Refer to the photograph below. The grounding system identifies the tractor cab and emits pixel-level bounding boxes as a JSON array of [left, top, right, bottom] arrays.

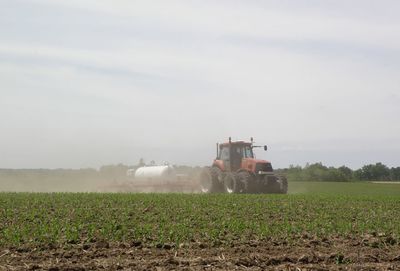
[[217, 141, 253, 171], [213, 138, 272, 173]]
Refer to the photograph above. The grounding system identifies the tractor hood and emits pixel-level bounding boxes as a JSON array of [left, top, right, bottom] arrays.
[[242, 158, 273, 173]]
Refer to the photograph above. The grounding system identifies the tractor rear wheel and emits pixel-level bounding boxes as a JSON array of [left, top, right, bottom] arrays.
[[278, 175, 288, 194], [199, 167, 224, 193], [263, 174, 288, 194], [236, 171, 254, 193]]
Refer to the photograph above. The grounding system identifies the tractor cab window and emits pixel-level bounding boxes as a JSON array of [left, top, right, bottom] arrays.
[[219, 145, 253, 160], [220, 147, 230, 160], [243, 146, 254, 158], [231, 146, 243, 165], [232, 146, 242, 158]]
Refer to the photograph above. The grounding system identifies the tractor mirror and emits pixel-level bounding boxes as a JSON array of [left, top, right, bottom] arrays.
[[264, 145, 268, 151]]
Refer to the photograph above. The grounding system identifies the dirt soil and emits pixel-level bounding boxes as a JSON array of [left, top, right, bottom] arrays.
[[1, 236, 399, 271]]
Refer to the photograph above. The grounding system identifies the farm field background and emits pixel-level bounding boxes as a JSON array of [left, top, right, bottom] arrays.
[[1, 181, 400, 270]]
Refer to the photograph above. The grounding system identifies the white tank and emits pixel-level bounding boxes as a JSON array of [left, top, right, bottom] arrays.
[[134, 165, 176, 182]]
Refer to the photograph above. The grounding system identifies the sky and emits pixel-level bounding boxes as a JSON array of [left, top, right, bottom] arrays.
[[1, 0, 400, 169]]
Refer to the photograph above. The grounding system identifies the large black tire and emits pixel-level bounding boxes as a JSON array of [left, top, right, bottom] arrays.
[[223, 173, 239, 193], [236, 171, 255, 193], [199, 167, 224, 193], [278, 175, 288, 194], [263, 174, 288, 194]]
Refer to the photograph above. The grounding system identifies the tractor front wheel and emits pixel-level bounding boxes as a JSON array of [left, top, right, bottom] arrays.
[[199, 167, 224, 193], [223, 173, 238, 193]]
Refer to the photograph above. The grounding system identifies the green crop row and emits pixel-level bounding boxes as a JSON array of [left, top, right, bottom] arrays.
[[1, 187, 400, 248]]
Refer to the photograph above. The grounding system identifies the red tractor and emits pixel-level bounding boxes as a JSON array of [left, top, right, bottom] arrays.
[[200, 138, 288, 194]]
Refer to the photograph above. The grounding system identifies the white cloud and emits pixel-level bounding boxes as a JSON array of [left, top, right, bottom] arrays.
[[0, 0, 399, 168], [26, 0, 400, 50]]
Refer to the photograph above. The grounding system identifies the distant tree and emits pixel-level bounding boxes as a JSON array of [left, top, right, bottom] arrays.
[[353, 169, 363, 180], [390, 167, 400, 181], [337, 166, 353, 181], [285, 163, 352, 182], [358, 163, 390, 181]]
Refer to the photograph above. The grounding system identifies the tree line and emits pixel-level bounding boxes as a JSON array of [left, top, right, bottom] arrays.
[[1, 162, 399, 184], [279, 162, 400, 182]]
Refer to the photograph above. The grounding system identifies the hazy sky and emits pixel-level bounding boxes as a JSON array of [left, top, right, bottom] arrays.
[[1, 0, 400, 169]]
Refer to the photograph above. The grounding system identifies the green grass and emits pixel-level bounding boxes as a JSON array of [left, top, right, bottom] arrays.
[[289, 181, 400, 196], [1, 181, 400, 248]]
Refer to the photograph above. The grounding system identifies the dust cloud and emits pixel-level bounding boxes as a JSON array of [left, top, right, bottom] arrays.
[[0, 169, 201, 193]]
